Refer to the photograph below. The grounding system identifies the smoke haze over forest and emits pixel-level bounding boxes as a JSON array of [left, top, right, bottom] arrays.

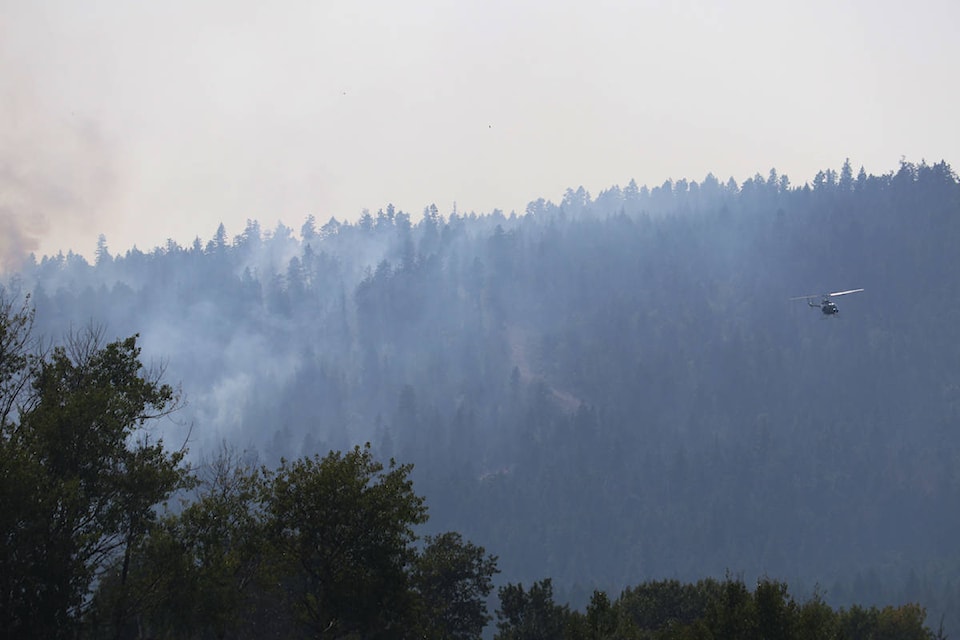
[[3, 0, 960, 261], [4, 158, 960, 632], [5, 3, 960, 635]]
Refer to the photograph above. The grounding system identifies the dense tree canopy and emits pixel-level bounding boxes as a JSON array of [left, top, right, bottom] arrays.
[[0, 296, 189, 638], [493, 576, 939, 640], [265, 446, 428, 637], [85, 443, 500, 639], [6, 159, 960, 634]]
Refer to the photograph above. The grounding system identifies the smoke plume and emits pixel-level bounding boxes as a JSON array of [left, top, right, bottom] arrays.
[[0, 55, 116, 269]]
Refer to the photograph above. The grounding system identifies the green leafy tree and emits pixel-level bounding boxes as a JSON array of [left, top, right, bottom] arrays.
[[92, 444, 502, 639], [615, 579, 719, 632], [92, 445, 273, 639], [0, 293, 36, 425], [264, 444, 428, 638], [495, 579, 570, 640], [0, 294, 48, 636], [411, 531, 499, 639], [702, 577, 756, 639], [838, 603, 934, 640], [0, 314, 188, 638], [570, 590, 619, 640], [795, 588, 839, 639], [754, 578, 798, 640], [172, 448, 273, 637]]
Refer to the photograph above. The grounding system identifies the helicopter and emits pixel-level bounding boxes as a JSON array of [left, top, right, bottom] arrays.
[[790, 288, 864, 316]]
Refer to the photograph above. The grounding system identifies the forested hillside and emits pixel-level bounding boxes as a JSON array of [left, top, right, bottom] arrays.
[[7, 159, 960, 630]]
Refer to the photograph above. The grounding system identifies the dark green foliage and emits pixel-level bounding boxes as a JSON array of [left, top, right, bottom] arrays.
[[495, 579, 570, 640], [0, 293, 35, 425], [10, 159, 960, 634], [90, 447, 273, 639], [583, 590, 616, 639], [838, 603, 934, 640], [2, 300, 504, 639], [615, 579, 720, 631], [88, 443, 499, 640], [704, 577, 757, 638], [0, 294, 944, 639], [0, 298, 189, 639], [411, 531, 500, 639], [498, 576, 937, 640], [264, 445, 428, 638]]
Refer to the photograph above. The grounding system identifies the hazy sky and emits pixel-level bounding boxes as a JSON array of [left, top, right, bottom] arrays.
[[2, 0, 958, 262]]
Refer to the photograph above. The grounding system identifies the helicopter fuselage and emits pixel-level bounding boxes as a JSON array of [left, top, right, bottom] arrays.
[[808, 298, 839, 314], [793, 288, 862, 316]]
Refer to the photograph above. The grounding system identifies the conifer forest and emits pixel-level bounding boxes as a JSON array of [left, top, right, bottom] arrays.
[[2, 159, 959, 638]]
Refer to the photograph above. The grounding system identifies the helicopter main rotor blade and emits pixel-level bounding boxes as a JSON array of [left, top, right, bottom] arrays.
[[829, 288, 864, 297], [789, 294, 818, 300]]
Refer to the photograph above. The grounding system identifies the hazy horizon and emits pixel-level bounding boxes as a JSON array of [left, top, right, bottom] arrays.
[[3, 0, 958, 262]]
